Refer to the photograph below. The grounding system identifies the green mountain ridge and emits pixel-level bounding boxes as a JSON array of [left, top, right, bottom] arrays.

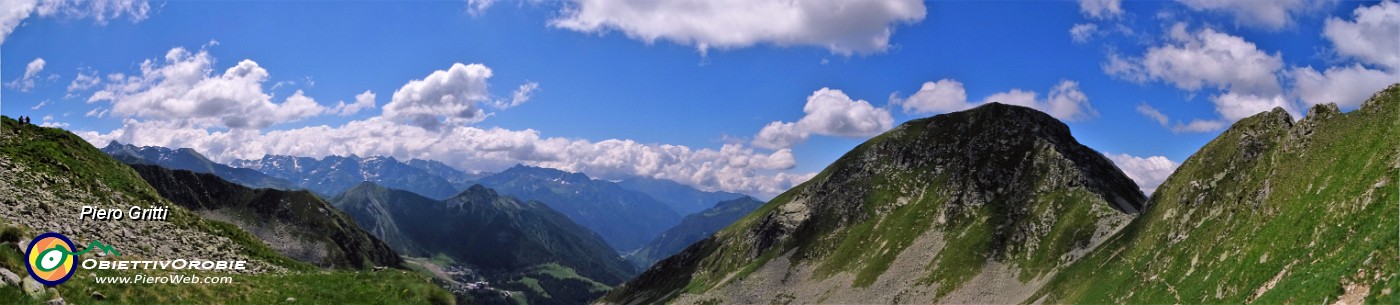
[[128, 163, 403, 270], [601, 85, 1400, 305], [330, 181, 636, 305], [1026, 84, 1400, 304], [603, 102, 1146, 304]]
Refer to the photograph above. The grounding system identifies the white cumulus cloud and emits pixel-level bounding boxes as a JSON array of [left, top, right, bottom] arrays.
[[66, 67, 101, 96], [491, 81, 539, 109], [1324, 1, 1400, 70], [1290, 64, 1397, 109], [5, 57, 46, 92], [549, 0, 927, 55], [382, 63, 495, 130], [1175, 0, 1327, 30], [0, 0, 151, 45], [87, 47, 329, 129], [331, 90, 377, 116], [891, 79, 971, 114], [984, 80, 1098, 122], [1070, 23, 1099, 43], [1107, 24, 1301, 124], [753, 87, 894, 149], [1130, 24, 1284, 96], [1079, 0, 1122, 19], [1211, 91, 1295, 121], [891, 79, 1098, 122], [1290, 1, 1400, 109], [1107, 153, 1180, 195]]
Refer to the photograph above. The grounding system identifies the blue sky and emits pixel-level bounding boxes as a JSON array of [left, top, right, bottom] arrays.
[[3, 0, 1397, 198]]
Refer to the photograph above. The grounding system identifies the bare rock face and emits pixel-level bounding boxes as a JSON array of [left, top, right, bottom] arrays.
[[602, 103, 1145, 305]]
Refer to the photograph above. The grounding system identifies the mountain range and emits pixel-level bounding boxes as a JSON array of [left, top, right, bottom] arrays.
[[405, 158, 493, 190], [231, 154, 463, 200], [476, 165, 683, 253], [102, 142, 297, 190]]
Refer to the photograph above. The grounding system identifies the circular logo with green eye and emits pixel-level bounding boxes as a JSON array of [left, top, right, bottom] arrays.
[[25, 232, 76, 286]]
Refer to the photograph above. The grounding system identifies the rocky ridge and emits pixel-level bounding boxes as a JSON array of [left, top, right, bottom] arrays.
[[1026, 83, 1400, 304]]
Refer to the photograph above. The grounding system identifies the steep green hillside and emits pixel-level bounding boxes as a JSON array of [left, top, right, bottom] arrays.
[[602, 103, 1145, 304], [332, 182, 636, 305], [626, 197, 764, 269], [129, 164, 403, 269], [0, 116, 451, 304], [1027, 85, 1400, 304]]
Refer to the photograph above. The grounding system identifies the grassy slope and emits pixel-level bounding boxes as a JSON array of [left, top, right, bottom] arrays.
[[1028, 85, 1400, 304], [0, 117, 453, 304], [605, 103, 1139, 304], [499, 263, 613, 305]]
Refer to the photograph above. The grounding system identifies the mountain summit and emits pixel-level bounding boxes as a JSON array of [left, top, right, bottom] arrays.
[[603, 102, 1145, 304]]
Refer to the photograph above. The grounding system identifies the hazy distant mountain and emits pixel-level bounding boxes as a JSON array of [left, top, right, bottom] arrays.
[[476, 165, 682, 253], [101, 141, 297, 190], [129, 164, 402, 269], [232, 154, 460, 199], [626, 196, 764, 269], [404, 158, 492, 190], [617, 176, 747, 215]]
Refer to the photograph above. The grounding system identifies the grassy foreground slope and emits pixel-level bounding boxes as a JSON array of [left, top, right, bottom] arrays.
[[0, 116, 452, 304], [1028, 84, 1400, 304]]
